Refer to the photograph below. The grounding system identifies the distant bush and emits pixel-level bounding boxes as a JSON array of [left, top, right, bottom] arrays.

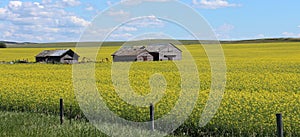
[[0, 43, 6, 48]]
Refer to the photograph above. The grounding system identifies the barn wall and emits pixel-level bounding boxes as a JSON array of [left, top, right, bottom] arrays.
[[73, 55, 79, 61], [36, 57, 46, 62], [47, 57, 61, 63], [36, 57, 59, 63], [60, 54, 78, 64], [67, 51, 79, 60], [60, 55, 70, 63], [159, 46, 182, 60], [113, 56, 137, 62], [137, 52, 153, 61]]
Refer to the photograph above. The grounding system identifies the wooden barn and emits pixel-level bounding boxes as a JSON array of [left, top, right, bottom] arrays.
[[147, 43, 182, 61], [35, 49, 80, 64], [111, 46, 153, 62], [111, 43, 182, 62]]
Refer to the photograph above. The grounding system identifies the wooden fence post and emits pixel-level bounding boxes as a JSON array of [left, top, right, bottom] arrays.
[[276, 113, 283, 137], [69, 105, 72, 124], [60, 98, 64, 125], [150, 103, 154, 131]]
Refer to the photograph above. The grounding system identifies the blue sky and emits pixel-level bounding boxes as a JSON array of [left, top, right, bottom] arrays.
[[0, 0, 299, 42]]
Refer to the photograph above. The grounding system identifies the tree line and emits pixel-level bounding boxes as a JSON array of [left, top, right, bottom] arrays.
[[0, 43, 6, 48]]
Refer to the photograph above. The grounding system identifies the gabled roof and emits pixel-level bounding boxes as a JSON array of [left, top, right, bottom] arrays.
[[146, 43, 182, 52], [112, 43, 182, 57], [112, 46, 148, 56], [36, 49, 78, 57]]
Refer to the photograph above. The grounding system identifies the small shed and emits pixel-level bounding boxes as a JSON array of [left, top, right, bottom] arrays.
[[111, 43, 182, 62], [147, 43, 182, 61], [112, 46, 153, 62], [35, 49, 80, 64]]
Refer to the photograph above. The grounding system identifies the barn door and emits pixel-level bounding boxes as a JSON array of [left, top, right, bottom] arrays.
[[142, 56, 147, 61]]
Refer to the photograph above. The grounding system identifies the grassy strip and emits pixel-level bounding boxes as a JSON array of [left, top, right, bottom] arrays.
[[0, 111, 189, 137], [0, 111, 106, 137]]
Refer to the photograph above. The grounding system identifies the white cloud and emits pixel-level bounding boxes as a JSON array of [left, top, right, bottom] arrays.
[[128, 15, 165, 28], [121, 0, 170, 5], [257, 34, 265, 38], [69, 16, 90, 27], [0, 8, 7, 15], [298, 25, 300, 28], [107, 1, 114, 6], [83, 16, 165, 41], [24, 25, 60, 33], [62, 0, 81, 7], [130, 32, 170, 41], [214, 23, 235, 39], [192, 0, 240, 9], [116, 26, 138, 32], [282, 32, 300, 37], [33, 2, 45, 8], [110, 33, 133, 38], [0, 0, 90, 42], [217, 23, 234, 32], [41, 0, 52, 4], [85, 5, 94, 11], [3, 31, 13, 38], [8, 1, 22, 9], [107, 9, 131, 21], [107, 9, 130, 17], [103, 15, 165, 40], [108, 0, 171, 6]]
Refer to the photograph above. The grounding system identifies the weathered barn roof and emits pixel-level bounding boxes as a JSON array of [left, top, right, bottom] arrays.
[[36, 49, 78, 57], [146, 43, 182, 52], [112, 43, 182, 57], [112, 46, 148, 56]]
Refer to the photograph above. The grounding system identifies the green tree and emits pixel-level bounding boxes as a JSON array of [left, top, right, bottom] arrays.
[[0, 43, 6, 48]]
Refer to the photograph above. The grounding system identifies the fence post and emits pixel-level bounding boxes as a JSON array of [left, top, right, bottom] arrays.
[[60, 98, 64, 125], [276, 113, 283, 137], [69, 105, 72, 124], [150, 103, 154, 131]]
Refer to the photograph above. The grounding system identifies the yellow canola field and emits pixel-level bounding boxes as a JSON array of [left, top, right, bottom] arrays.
[[0, 43, 300, 135]]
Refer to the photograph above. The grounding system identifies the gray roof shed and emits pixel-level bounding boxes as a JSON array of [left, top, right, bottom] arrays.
[[146, 43, 182, 52], [36, 49, 72, 57], [112, 46, 147, 56], [35, 49, 80, 63]]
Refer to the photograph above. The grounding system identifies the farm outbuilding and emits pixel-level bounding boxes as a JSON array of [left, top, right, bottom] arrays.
[[147, 43, 182, 61], [111, 43, 182, 62], [35, 49, 80, 64], [111, 46, 153, 62]]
